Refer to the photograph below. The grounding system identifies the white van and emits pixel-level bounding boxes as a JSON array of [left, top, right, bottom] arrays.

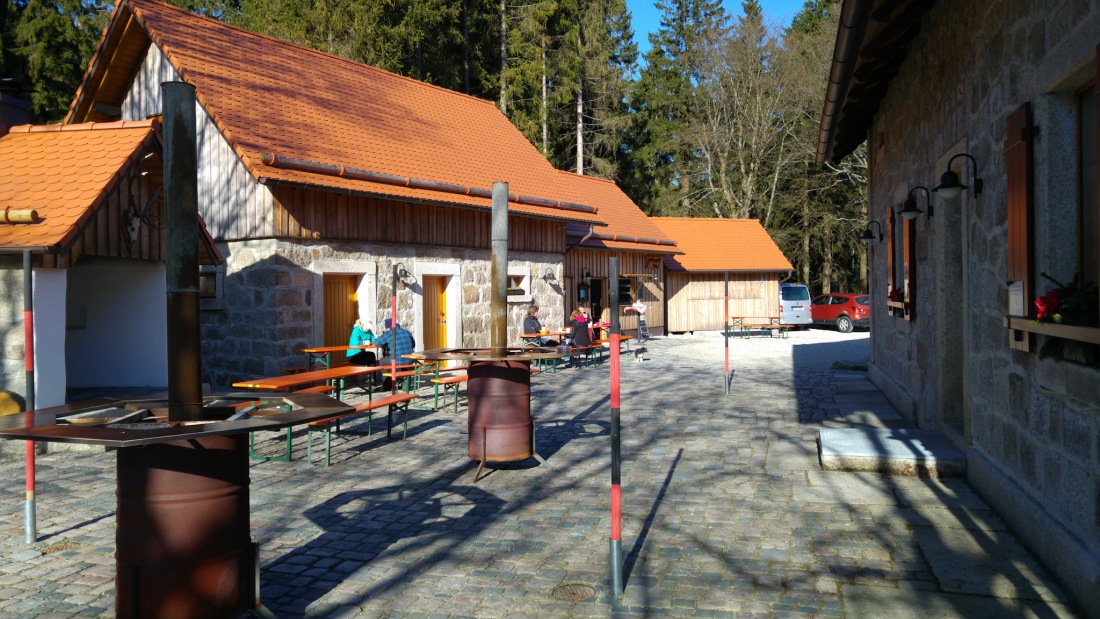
[[779, 283, 812, 326]]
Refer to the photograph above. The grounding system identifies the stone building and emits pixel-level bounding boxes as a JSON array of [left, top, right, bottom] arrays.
[[818, 1, 1100, 615], [41, 0, 609, 391]]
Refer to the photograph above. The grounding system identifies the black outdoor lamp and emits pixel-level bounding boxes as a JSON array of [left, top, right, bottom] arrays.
[[933, 153, 984, 199], [900, 186, 932, 220], [861, 220, 883, 244]]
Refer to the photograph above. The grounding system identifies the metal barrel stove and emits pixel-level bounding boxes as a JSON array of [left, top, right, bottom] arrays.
[[116, 434, 251, 618], [467, 360, 533, 462]]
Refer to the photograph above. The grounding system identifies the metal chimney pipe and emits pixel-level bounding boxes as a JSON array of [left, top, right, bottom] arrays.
[[162, 81, 203, 422], [490, 181, 509, 356]]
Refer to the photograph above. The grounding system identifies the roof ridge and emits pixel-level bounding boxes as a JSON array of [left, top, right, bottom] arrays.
[[127, 0, 500, 110], [652, 216, 762, 223], [557, 169, 619, 185], [7, 119, 157, 134]]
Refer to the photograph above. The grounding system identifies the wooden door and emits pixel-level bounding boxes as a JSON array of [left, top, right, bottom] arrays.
[[324, 274, 358, 364], [422, 276, 447, 350]]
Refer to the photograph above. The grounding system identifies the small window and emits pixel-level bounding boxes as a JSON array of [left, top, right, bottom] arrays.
[[617, 278, 634, 303], [507, 267, 532, 304], [199, 264, 226, 311]]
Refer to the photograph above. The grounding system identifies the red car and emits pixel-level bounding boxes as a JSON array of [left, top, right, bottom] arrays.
[[810, 293, 870, 333]]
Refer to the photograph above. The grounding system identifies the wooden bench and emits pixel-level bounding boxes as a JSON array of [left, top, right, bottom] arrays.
[[293, 384, 339, 394], [306, 392, 419, 466], [431, 374, 468, 413], [730, 317, 789, 339]]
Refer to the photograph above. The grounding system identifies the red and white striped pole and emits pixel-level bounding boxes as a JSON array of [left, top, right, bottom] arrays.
[[23, 249, 36, 543], [724, 271, 730, 395], [608, 256, 623, 595]]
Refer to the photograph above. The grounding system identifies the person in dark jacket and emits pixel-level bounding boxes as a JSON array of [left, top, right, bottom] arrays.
[[522, 305, 558, 346], [568, 306, 593, 347]]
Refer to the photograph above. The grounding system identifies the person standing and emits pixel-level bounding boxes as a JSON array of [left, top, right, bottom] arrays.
[[347, 319, 377, 366]]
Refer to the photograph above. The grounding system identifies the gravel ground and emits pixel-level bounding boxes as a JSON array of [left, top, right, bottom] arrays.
[[655, 326, 871, 374]]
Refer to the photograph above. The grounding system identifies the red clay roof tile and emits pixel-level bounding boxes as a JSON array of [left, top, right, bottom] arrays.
[[0, 121, 159, 252], [557, 172, 677, 253], [651, 218, 793, 272], [83, 0, 605, 225]]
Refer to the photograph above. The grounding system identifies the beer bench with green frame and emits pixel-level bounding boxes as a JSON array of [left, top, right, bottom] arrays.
[[306, 392, 419, 466]]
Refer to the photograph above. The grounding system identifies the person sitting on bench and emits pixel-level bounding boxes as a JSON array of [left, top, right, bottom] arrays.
[[347, 319, 377, 366], [374, 318, 416, 390]]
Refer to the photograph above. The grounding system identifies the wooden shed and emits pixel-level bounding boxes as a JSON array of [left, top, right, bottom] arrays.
[[652, 218, 793, 333]]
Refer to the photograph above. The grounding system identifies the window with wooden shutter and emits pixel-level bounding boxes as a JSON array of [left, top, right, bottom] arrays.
[[1002, 80, 1100, 356], [886, 203, 915, 320], [1005, 103, 1035, 352]]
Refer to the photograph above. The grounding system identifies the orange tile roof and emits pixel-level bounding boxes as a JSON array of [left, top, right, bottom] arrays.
[[651, 218, 793, 272], [70, 0, 604, 225], [559, 172, 677, 253], [0, 121, 159, 252]]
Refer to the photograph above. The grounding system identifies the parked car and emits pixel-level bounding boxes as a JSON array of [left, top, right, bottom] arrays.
[[810, 293, 870, 333], [778, 283, 812, 326]]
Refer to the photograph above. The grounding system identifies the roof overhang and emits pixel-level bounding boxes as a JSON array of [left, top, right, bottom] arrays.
[[816, 0, 937, 164]]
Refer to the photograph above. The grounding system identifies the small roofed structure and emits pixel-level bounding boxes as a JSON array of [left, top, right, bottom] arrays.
[[0, 119, 221, 408], [652, 218, 793, 333]]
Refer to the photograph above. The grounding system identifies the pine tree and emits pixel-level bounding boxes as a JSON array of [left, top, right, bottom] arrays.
[[8, 0, 108, 123], [624, 0, 727, 215]]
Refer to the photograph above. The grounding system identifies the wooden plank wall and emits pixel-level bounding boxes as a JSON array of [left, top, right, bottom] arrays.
[[564, 248, 665, 335], [121, 44, 278, 241], [41, 155, 165, 269], [665, 272, 780, 332], [272, 186, 565, 253]]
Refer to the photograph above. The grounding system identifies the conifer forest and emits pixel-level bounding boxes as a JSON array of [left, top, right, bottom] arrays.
[[1, 0, 868, 293]]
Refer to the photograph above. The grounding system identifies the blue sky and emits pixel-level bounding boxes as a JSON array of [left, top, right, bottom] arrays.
[[625, 0, 808, 58]]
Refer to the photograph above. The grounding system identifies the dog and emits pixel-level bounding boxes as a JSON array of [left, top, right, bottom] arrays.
[[633, 347, 648, 362]]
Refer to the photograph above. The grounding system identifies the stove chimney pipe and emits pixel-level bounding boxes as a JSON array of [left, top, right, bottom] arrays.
[[162, 82, 203, 422], [490, 181, 509, 356]]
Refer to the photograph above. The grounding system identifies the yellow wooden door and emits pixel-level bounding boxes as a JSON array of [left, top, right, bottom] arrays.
[[422, 276, 447, 350], [324, 274, 358, 364]]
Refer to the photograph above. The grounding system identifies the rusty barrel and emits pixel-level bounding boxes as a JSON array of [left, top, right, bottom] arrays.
[[467, 360, 533, 462], [116, 434, 251, 618]]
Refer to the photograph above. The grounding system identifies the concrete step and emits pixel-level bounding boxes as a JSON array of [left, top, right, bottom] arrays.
[[819, 428, 966, 478]]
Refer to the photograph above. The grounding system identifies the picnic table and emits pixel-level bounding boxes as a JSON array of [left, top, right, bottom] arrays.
[[302, 344, 378, 370], [232, 364, 386, 400], [729, 317, 790, 339]]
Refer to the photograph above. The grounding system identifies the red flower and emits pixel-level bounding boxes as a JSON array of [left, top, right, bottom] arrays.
[[1035, 289, 1062, 321]]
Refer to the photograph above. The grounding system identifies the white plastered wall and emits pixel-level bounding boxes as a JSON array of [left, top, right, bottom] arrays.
[[32, 268, 66, 408], [65, 259, 168, 388]]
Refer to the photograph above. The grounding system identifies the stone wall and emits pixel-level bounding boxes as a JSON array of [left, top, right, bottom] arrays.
[[865, 1, 1100, 614], [0, 255, 26, 406], [200, 239, 564, 387]]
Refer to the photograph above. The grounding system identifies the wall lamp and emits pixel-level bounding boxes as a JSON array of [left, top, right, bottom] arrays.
[[392, 263, 416, 289], [933, 153, 983, 198], [861, 220, 883, 244], [541, 268, 557, 282], [899, 186, 932, 220]]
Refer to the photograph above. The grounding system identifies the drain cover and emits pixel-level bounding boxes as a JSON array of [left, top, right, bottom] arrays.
[[552, 583, 595, 601]]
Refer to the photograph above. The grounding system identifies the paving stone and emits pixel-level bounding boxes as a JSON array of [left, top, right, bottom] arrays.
[[0, 332, 1083, 618]]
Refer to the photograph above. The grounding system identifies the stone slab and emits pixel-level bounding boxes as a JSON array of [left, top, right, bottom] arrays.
[[841, 584, 1078, 619], [819, 428, 967, 477], [915, 526, 1069, 603]]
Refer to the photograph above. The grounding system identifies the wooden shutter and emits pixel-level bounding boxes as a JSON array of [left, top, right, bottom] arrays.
[[1005, 103, 1034, 351]]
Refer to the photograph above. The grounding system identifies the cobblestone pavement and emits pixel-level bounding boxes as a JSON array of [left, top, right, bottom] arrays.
[[0, 330, 1083, 618]]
